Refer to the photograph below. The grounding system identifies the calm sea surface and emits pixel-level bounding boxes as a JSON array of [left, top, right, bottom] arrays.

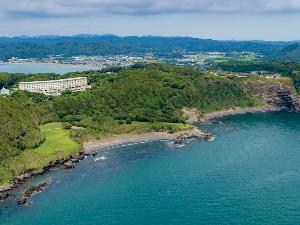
[[1, 112, 300, 225], [0, 63, 95, 74]]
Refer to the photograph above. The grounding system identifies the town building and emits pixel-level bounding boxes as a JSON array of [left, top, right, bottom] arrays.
[[19, 77, 89, 96], [0, 87, 10, 96]]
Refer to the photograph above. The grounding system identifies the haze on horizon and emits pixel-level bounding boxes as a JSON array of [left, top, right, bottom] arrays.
[[0, 0, 300, 41]]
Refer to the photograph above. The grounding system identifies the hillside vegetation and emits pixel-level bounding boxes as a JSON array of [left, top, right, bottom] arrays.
[[274, 43, 300, 62], [0, 97, 43, 161]]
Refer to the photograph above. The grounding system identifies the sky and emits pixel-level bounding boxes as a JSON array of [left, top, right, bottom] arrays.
[[0, 0, 300, 41]]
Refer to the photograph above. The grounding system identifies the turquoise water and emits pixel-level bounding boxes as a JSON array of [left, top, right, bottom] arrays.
[[0, 63, 94, 74], [1, 112, 300, 225]]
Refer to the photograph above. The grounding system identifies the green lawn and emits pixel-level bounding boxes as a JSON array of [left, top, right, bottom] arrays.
[[0, 122, 81, 186]]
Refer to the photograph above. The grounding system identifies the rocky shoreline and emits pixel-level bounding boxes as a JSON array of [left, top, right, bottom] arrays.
[[0, 152, 87, 203], [199, 106, 283, 122], [182, 106, 284, 124], [0, 127, 213, 204], [17, 182, 49, 205]]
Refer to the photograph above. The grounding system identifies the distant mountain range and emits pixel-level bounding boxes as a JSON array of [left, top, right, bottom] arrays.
[[0, 35, 298, 61]]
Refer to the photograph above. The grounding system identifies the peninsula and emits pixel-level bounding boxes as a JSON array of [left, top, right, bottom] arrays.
[[0, 63, 300, 194]]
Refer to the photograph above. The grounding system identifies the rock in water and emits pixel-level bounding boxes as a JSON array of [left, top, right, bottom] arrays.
[[0, 193, 10, 201], [172, 128, 214, 146], [24, 182, 48, 198], [64, 162, 75, 169], [17, 198, 27, 205]]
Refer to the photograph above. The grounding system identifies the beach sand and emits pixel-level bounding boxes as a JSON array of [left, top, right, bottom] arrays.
[[83, 127, 212, 153], [83, 132, 179, 153]]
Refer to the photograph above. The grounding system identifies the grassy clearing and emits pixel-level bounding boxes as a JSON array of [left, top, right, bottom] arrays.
[[0, 122, 81, 186], [71, 121, 195, 142]]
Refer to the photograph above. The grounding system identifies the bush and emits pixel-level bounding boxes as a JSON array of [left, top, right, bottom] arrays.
[[63, 122, 72, 129]]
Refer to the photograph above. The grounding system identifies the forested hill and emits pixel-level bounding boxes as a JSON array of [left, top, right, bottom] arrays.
[[0, 64, 258, 170], [0, 35, 290, 61], [0, 97, 44, 162], [274, 43, 300, 62]]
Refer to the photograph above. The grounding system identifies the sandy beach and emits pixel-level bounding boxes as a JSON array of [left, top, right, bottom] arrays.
[[83, 132, 179, 153], [83, 127, 213, 153]]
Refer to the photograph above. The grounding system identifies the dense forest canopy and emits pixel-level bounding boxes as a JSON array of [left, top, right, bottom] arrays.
[[0, 97, 44, 162], [273, 43, 300, 62]]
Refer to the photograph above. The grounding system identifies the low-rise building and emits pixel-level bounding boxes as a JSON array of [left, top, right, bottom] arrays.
[[19, 77, 89, 96], [0, 87, 10, 96]]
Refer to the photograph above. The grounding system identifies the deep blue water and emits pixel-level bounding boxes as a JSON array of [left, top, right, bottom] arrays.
[[0, 63, 94, 74], [1, 112, 300, 225]]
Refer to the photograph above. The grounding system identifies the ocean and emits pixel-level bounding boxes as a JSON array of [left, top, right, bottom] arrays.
[[0, 63, 95, 75]]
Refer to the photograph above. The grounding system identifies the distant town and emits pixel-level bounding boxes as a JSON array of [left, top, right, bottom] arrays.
[[6, 55, 152, 69], [0, 51, 283, 97], [2, 51, 260, 70]]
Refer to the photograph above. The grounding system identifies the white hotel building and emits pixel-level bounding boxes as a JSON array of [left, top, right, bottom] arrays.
[[19, 77, 89, 96]]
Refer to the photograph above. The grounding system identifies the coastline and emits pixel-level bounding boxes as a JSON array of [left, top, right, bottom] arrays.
[[1, 107, 284, 194], [83, 128, 213, 153], [84, 132, 178, 153], [199, 106, 282, 122], [0, 127, 213, 196], [83, 132, 175, 153]]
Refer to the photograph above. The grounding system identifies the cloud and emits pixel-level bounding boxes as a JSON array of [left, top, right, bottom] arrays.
[[1, 0, 300, 18]]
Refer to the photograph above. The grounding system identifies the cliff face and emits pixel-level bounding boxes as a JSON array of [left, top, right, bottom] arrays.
[[251, 83, 300, 112]]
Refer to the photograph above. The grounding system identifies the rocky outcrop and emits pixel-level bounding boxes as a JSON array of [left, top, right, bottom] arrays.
[[259, 85, 300, 112], [17, 198, 27, 205], [181, 107, 201, 123], [64, 162, 75, 169], [183, 82, 300, 125], [172, 128, 214, 146], [250, 82, 300, 112], [24, 182, 48, 198], [16, 182, 49, 205], [0, 192, 13, 202], [0, 151, 87, 202]]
